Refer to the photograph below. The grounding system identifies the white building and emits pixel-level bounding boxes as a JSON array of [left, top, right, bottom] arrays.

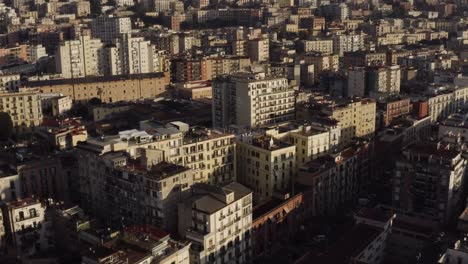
[[107, 34, 168, 75], [2, 198, 52, 256], [27, 45, 48, 63], [56, 36, 105, 78], [300, 39, 333, 54], [0, 74, 20, 92], [332, 33, 366, 56], [51, 96, 73, 116], [0, 164, 21, 202], [213, 72, 296, 130], [90, 16, 132, 44], [178, 182, 253, 264]]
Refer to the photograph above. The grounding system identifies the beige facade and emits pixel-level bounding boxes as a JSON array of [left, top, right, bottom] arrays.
[[0, 74, 20, 92], [0, 89, 43, 134], [178, 182, 253, 264], [301, 53, 339, 81], [56, 36, 105, 78], [213, 72, 295, 130], [236, 135, 296, 201], [77, 125, 237, 219], [300, 39, 333, 54], [176, 80, 212, 99], [28, 72, 169, 103], [321, 98, 376, 146], [205, 56, 251, 80]]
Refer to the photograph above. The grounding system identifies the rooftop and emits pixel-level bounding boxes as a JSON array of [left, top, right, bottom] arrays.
[[297, 224, 382, 264], [27, 72, 165, 87]]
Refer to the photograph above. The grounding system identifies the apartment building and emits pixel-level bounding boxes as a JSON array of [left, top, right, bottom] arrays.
[[300, 39, 333, 54], [205, 56, 251, 80], [97, 152, 195, 231], [332, 33, 366, 56], [348, 65, 401, 98], [17, 157, 69, 202], [176, 80, 212, 99], [413, 86, 468, 122], [297, 142, 372, 215], [315, 97, 376, 146], [247, 38, 270, 63], [0, 74, 20, 92], [438, 113, 468, 144], [263, 122, 339, 169], [77, 124, 237, 219], [213, 72, 295, 130], [55, 36, 105, 78], [378, 97, 412, 127], [51, 95, 72, 116], [2, 198, 52, 256], [28, 72, 169, 103], [301, 53, 339, 81], [178, 182, 253, 264], [38, 117, 88, 150], [0, 89, 43, 134], [0, 163, 21, 202], [0, 45, 29, 67], [236, 134, 296, 201], [343, 51, 387, 67], [171, 58, 207, 83], [90, 16, 132, 44], [107, 34, 169, 75], [393, 142, 467, 224]]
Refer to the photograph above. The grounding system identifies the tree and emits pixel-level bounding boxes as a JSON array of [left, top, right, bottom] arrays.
[[0, 112, 13, 141]]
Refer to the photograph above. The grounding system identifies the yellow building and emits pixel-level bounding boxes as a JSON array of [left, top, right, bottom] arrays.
[[176, 80, 212, 99], [205, 56, 251, 80], [236, 134, 296, 201], [317, 98, 376, 146], [28, 72, 169, 103], [0, 89, 43, 134]]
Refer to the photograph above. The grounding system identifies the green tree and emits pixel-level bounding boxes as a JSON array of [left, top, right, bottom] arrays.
[[0, 112, 13, 141]]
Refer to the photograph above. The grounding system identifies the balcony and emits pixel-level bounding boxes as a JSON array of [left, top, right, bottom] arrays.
[[16, 214, 40, 222]]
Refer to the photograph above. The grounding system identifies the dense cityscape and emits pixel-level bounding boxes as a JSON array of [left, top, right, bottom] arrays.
[[0, 0, 467, 263]]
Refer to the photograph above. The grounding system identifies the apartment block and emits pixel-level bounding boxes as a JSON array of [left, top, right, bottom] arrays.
[[171, 58, 207, 83], [0, 89, 43, 134], [28, 72, 169, 103], [312, 97, 376, 146], [205, 56, 251, 80], [247, 38, 269, 63], [176, 80, 212, 100], [263, 122, 340, 169], [0, 74, 20, 92], [301, 53, 339, 81], [332, 33, 366, 56], [213, 72, 295, 130], [2, 198, 53, 256], [393, 142, 467, 224], [77, 124, 237, 219], [236, 134, 296, 201], [343, 51, 387, 68], [90, 16, 132, 44], [0, 163, 21, 202], [300, 39, 333, 54], [348, 65, 401, 98], [107, 34, 169, 75], [178, 182, 253, 264], [296, 142, 372, 215], [55, 36, 105, 78]]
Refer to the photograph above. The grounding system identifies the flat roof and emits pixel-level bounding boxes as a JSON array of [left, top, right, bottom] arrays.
[[27, 72, 165, 87]]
